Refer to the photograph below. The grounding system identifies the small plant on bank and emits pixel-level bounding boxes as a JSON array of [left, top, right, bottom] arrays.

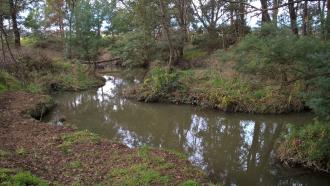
[[16, 147, 27, 156]]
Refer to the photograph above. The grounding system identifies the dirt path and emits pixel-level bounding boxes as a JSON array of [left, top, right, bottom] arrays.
[[0, 92, 206, 185]]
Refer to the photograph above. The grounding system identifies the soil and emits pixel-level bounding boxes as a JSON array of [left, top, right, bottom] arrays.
[[0, 91, 206, 185]]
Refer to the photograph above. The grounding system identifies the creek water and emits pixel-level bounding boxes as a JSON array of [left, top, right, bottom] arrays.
[[45, 71, 330, 186]]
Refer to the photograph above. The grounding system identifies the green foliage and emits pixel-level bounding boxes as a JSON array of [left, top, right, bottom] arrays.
[[234, 24, 330, 119], [24, 5, 42, 35], [280, 120, 330, 169], [139, 67, 180, 101], [109, 31, 157, 67], [110, 9, 134, 34], [234, 24, 297, 79], [0, 169, 48, 186], [73, 0, 101, 61]]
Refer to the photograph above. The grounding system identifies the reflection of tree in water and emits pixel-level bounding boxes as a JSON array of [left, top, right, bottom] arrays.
[[194, 115, 284, 186]]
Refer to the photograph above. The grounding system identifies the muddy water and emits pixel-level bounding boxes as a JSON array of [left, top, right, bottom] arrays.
[[46, 72, 330, 186]]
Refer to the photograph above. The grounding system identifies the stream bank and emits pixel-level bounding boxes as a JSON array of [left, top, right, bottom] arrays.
[[0, 91, 207, 185]]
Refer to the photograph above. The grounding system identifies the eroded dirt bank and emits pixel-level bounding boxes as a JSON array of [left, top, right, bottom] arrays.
[[0, 92, 206, 185]]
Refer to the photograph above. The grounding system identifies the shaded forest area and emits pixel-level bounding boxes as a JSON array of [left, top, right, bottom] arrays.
[[0, 0, 330, 185]]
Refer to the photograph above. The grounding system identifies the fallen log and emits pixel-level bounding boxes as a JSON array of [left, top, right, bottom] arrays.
[[80, 57, 121, 64]]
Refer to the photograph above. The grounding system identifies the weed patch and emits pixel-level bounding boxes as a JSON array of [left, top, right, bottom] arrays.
[[58, 130, 100, 153], [0, 168, 48, 186], [107, 164, 170, 186]]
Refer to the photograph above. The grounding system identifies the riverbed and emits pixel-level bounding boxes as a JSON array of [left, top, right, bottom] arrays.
[[45, 71, 330, 186]]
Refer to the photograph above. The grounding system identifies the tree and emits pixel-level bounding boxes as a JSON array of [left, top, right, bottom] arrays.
[[159, 0, 175, 68], [9, 0, 20, 47], [260, 0, 271, 23], [73, 0, 100, 64], [288, 0, 298, 35], [45, 0, 65, 38], [24, 4, 42, 35]]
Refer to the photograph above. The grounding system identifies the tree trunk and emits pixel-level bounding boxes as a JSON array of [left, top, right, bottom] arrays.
[[326, 0, 330, 40], [159, 0, 175, 69], [238, 0, 246, 37], [176, 0, 189, 60], [302, 0, 308, 36], [272, 0, 279, 25], [288, 0, 298, 35], [9, 0, 20, 47], [260, 0, 271, 23], [318, 0, 326, 39], [0, 15, 5, 62]]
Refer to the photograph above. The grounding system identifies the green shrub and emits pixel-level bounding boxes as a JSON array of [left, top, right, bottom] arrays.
[[234, 24, 330, 118], [284, 120, 330, 161], [139, 67, 180, 101], [109, 31, 157, 67]]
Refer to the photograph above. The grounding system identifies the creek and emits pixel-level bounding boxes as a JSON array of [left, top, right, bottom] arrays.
[[45, 70, 330, 186]]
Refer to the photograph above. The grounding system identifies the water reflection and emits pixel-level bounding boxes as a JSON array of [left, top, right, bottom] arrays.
[[46, 74, 330, 186]]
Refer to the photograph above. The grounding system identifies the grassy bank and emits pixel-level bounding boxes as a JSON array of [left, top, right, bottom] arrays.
[[127, 65, 303, 114], [0, 92, 207, 185], [0, 57, 104, 94]]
